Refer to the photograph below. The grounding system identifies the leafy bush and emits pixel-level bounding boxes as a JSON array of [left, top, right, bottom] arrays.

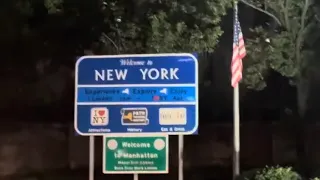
[[237, 166, 302, 180], [254, 166, 301, 180]]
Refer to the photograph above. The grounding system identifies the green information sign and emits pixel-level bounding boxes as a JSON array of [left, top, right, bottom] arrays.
[[103, 134, 168, 174]]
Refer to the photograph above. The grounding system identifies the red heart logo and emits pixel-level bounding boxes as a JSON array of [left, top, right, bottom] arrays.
[[98, 110, 105, 116]]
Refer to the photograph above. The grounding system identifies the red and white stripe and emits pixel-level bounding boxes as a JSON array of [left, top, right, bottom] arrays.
[[231, 32, 246, 88]]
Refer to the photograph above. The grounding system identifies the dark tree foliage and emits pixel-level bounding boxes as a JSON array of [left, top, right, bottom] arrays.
[[0, 0, 231, 117]]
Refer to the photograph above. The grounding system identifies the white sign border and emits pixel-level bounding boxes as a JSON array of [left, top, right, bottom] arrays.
[[74, 53, 199, 136]]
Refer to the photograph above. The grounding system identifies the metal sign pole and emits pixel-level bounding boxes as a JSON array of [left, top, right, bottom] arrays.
[[133, 174, 139, 180], [178, 135, 184, 180], [89, 136, 95, 180]]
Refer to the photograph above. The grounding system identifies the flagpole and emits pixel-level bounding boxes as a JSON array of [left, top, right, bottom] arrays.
[[233, 85, 240, 180], [233, 1, 240, 179]]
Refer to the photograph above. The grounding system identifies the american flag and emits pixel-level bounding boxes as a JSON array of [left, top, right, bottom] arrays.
[[231, 5, 246, 88]]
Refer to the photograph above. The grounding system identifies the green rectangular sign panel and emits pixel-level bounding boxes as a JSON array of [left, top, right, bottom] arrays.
[[103, 134, 168, 174]]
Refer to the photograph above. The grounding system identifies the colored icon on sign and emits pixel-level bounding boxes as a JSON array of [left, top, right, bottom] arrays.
[[160, 88, 167, 94], [122, 88, 129, 95], [153, 95, 160, 101], [154, 138, 166, 150], [90, 107, 109, 126], [107, 139, 118, 150], [159, 107, 187, 125], [121, 108, 149, 125]]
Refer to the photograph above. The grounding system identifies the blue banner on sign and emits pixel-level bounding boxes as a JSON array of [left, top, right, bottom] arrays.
[[77, 86, 196, 103], [74, 53, 198, 135], [77, 56, 196, 85]]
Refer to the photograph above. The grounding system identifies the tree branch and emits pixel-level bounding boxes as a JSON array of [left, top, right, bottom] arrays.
[[296, 0, 309, 71], [239, 0, 282, 26], [284, 0, 291, 30], [316, 14, 320, 23], [102, 33, 119, 54]]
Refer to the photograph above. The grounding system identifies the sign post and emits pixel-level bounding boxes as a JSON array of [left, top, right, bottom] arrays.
[[74, 53, 198, 180], [134, 174, 138, 180], [178, 135, 184, 180], [89, 136, 94, 180]]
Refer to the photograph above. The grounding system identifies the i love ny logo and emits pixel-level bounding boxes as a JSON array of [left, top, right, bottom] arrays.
[[90, 107, 109, 126]]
